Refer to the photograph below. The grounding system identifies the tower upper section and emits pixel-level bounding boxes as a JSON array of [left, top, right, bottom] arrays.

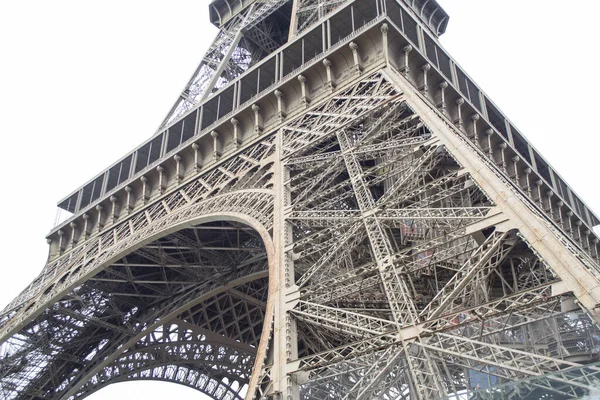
[[52, 0, 599, 258], [291, 0, 448, 38], [209, 1, 448, 38]]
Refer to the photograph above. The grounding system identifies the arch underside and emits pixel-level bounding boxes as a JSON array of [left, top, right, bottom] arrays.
[[0, 220, 271, 400], [0, 128, 278, 400]]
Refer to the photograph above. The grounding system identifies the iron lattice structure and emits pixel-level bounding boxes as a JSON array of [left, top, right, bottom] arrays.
[[2, 0, 600, 399]]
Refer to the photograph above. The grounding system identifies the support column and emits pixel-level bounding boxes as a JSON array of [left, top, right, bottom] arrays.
[[140, 176, 150, 204], [68, 222, 77, 249], [322, 59, 336, 91], [109, 196, 119, 224], [437, 81, 448, 115], [546, 191, 554, 219], [272, 128, 300, 399], [557, 201, 565, 228], [156, 165, 166, 195], [584, 230, 592, 251], [575, 221, 583, 243], [349, 42, 363, 74], [566, 211, 574, 237], [381, 23, 389, 64], [484, 128, 494, 159], [470, 114, 480, 146], [400, 45, 412, 77], [82, 213, 90, 241], [498, 142, 507, 173], [252, 104, 264, 134], [512, 155, 520, 184], [419, 63, 431, 97], [274, 90, 287, 123], [454, 98, 464, 131], [523, 168, 532, 198], [231, 118, 241, 149], [191, 143, 201, 173], [534, 179, 544, 208], [95, 205, 104, 233], [174, 155, 183, 184], [124, 186, 133, 214], [297, 75, 310, 107], [57, 230, 65, 255], [46, 237, 53, 257], [211, 130, 221, 160]]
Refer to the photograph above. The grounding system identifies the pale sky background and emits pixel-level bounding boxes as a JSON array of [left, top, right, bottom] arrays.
[[0, 1, 598, 399]]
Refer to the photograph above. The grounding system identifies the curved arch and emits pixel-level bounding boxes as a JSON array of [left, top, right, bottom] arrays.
[[53, 211, 278, 400], [1, 189, 274, 340], [76, 338, 255, 400], [0, 204, 278, 400], [331, 51, 353, 79], [81, 370, 243, 400], [2, 128, 277, 326], [306, 66, 327, 93]]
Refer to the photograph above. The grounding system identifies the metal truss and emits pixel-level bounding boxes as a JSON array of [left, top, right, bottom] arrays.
[[0, 222, 270, 399], [2, 1, 600, 399], [75, 320, 257, 399], [3, 70, 599, 400], [0, 128, 277, 399], [277, 71, 600, 400], [161, 0, 290, 128], [292, 0, 349, 35]]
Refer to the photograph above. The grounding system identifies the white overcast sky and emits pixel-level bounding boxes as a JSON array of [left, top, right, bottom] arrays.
[[0, 1, 598, 399]]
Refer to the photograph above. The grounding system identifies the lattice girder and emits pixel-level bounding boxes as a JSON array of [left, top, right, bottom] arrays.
[[276, 69, 600, 399], [3, 2, 600, 398], [1, 219, 272, 399]]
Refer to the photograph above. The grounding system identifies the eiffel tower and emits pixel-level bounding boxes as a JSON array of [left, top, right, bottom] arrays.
[[2, 0, 600, 399]]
